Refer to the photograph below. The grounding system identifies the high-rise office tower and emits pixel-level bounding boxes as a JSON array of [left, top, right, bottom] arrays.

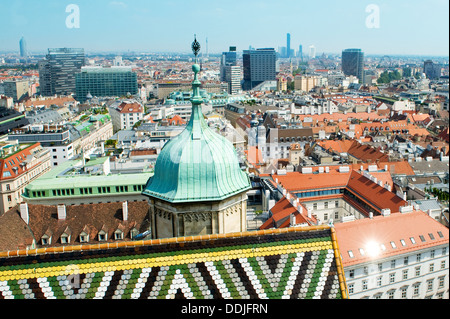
[[242, 48, 277, 90], [298, 44, 303, 61], [309, 45, 316, 59], [220, 46, 237, 81], [286, 33, 291, 58], [75, 66, 138, 102], [224, 65, 242, 94], [38, 48, 85, 96], [19, 37, 27, 58], [341, 48, 364, 83], [423, 60, 441, 80]]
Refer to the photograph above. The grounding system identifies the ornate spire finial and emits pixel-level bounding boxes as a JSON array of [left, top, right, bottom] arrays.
[[192, 34, 201, 60]]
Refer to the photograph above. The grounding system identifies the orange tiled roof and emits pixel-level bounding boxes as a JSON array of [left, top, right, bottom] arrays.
[[273, 167, 352, 192], [346, 170, 407, 213], [245, 146, 264, 169], [335, 210, 449, 267]]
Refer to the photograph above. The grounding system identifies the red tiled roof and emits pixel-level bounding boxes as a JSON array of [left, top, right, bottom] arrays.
[[346, 170, 407, 213], [0, 143, 42, 181], [272, 167, 351, 192], [118, 102, 143, 114], [335, 210, 449, 267]]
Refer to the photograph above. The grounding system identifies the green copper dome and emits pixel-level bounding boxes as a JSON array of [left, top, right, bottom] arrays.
[[143, 39, 250, 203]]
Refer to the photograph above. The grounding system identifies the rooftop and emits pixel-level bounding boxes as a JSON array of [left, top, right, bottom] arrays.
[[0, 225, 348, 299], [335, 210, 449, 267]]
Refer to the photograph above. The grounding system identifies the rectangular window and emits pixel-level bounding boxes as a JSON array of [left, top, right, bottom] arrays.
[[348, 284, 354, 294], [417, 253, 421, 262], [429, 263, 434, 272], [348, 250, 354, 258], [439, 276, 445, 288], [362, 280, 368, 290], [390, 241, 397, 249], [403, 269, 408, 280], [391, 259, 396, 268], [410, 237, 416, 244], [389, 273, 395, 283], [349, 269, 354, 278], [427, 279, 433, 292], [404, 256, 409, 265], [415, 266, 421, 277], [413, 284, 420, 296], [431, 250, 435, 258], [400, 239, 406, 246], [377, 276, 382, 287], [419, 235, 426, 242], [388, 290, 395, 299], [441, 260, 446, 269], [428, 233, 435, 240], [401, 287, 407, 299], [335, 201, 339, 208]]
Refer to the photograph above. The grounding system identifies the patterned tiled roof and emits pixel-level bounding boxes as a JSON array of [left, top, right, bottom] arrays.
[[0, 226, 348, 299]]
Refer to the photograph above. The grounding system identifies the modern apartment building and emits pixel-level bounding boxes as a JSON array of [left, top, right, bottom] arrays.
[[341, 49, 364, 83], [335, 211, 449, 299], [0, 141, 51, 214], [1, 80, 30, 102], [243, 48, 277, 90], [423, 60, 442, 80], [38, 48, 85, 96], [75, 66, 138, 102]]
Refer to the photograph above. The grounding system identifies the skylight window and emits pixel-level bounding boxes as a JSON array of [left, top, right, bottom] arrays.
[[359, 248, 365, 256], [419, 235, 426, 242], [410, 237, 416, 244], [437, 231, 444, 238], [400, 239, 406, 246], [348, 250, 354, 258], [428, 233, 435, 240], [380, 244, 386, 251], [390, 241, 397, 249]]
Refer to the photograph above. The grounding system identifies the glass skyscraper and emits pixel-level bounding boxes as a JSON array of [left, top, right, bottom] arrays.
[[75, 66, 138, 102], [341, 48, 364, 83], [242, 48, 277, 90], [38, 48, 85, 96], [19, 37, 27, 58]]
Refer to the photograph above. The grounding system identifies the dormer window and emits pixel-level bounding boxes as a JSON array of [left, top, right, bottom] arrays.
[[79, 231, 89, 243], [98, 230, 108, 242], [130, 228, 139, 239], [114, 229, 124, 240], [61, 234, 70, 244], [41, 236, 51, 245]]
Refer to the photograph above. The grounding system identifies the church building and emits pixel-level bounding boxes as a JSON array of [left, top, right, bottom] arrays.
[[142, 37, 251, 238]]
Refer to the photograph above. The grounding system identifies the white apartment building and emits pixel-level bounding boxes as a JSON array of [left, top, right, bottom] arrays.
[[108, 100, 144, 132], [335, 210, 449, 299], [0, 141, 52, 214]]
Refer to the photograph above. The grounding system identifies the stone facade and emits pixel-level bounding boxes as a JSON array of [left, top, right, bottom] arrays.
[[149, 192, 248, 239]]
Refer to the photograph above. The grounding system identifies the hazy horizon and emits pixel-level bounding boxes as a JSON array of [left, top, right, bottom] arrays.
[[1, 0, 449, 57]]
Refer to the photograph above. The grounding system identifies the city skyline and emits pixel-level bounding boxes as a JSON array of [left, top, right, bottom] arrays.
[[0, 0, 448, 57]]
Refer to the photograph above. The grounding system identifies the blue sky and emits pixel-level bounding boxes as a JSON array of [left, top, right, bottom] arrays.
[[1, 0, 448, 56]]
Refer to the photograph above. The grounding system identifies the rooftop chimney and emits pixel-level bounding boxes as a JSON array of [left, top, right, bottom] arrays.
[[57, 204, 66, 220], [123, 201, 128, 221], [20, 203, 29, 224]]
